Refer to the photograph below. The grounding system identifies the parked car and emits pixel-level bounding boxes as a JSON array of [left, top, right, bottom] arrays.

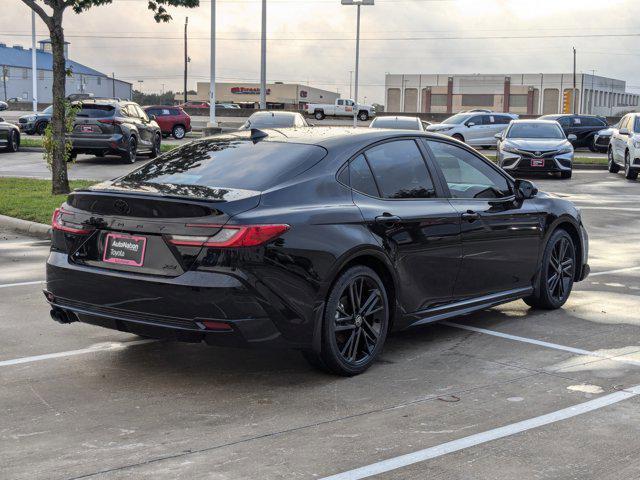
[[426, 112, 518, 148], [45, 127, 589, 376], [539, 114, 608, 151], [217, 103, 241, 109], [607, 112, 640, 180], [144, 105, 191, 139], [369, 116, 429, 131], [0, 100, 7, 111], [69, 99, 161, 163], [239, 111, 309, 130], [496, 120, 575, 179], [179, 101, 210, 110], [593, 126, 615, 153], [305, 98, 375, 121], [18, 105, 52, 135], [0, 116, 20, 152]]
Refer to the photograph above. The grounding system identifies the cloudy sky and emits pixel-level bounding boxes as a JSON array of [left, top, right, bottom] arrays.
[[2, 0, 639, 104]]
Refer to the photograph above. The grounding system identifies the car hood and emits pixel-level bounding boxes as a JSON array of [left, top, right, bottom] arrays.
[[596, 127, 615, 136], [503, 138, 570, 150], [426, 123, 456, 131], [19, 112, 49, 120]]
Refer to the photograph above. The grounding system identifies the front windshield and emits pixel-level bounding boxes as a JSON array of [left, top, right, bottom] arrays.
[[507, 123, 565, 139], [43, 106, 53, 114], [441, 114, 470, 125]]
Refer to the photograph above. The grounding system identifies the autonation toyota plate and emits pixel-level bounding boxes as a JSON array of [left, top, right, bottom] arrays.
[[103, 233, 146, 267]]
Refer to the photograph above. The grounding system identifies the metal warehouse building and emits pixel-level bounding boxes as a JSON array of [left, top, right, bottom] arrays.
[[0, 41, 131, 104], [184, 81, 340, 109], [386, 73, 639, 117]]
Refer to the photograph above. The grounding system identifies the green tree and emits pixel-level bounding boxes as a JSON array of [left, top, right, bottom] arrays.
[[20, 0, 199, 194]]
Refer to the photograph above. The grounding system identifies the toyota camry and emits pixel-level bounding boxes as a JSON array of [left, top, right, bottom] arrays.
[[45, 128, 589, 376]]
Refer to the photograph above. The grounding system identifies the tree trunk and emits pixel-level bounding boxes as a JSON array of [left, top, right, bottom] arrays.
[[48, 12, 70, 195]]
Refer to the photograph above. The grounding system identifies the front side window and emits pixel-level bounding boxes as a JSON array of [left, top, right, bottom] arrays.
[[427, 141, 511, 199], [557, 117, 571, 128], [467, 115, 483, 126], [364, 140, 435, 199], [634, 117, 640, 133]]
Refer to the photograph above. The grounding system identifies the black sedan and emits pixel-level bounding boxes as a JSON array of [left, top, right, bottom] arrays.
[[18, 105, 52, 135], [0, 116, 20, 152], [539, 114, 608, 151], [45, 128, 589, 375]]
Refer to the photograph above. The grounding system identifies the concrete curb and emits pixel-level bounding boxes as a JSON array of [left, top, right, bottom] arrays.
[[0, 214, 51, 239], [573, 164, 608, 170]]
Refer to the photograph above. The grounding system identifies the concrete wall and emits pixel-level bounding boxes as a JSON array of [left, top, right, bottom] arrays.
[[2, 67, 131, 104]]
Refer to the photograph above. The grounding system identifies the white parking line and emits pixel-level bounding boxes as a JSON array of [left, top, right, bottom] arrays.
[[442, 321, 640, 367], [0, 280, 45, 289], [589, 266, 640, 277], [0, 339, 155, 368], [320, 385, 640, 480]]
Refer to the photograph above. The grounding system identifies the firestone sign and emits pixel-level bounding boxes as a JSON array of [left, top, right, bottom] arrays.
[[230, 87, 271, 95]]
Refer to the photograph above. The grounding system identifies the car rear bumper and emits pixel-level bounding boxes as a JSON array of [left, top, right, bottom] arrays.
[[69, 133, 128, 154], [45, 251, 316, 349]]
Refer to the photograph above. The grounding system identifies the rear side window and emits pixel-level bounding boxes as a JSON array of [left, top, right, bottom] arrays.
[[494, 115, 513, 125], [76, 104, 115, 118], [117, 139, 327, 192], [349, 154, 379, 197], [169, 108, 181, 116], [364, 140, 435, 199], [580, 117, 606, 127]]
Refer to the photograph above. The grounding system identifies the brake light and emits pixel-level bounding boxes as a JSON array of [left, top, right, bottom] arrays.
[[98, 119, 122, 125], [167, 224, 289, 248], [51, 208, 92, 234]]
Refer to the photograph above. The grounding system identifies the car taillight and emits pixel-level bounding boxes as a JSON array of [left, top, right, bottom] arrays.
[[51, 207, 92, 234], [98, 119, 122, 125], [167, 224, 289, 248]]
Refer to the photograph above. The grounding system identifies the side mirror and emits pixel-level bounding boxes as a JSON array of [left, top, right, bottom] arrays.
[[149, 114, 157, 121], [514, 179, 538, 200], [466, 122, 475, 127], [620, 128, 630, 136], [494, 133, 502, 140], [567, 134, 577, 142]]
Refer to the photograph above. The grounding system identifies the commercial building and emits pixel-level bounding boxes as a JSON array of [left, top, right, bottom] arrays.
[[0, 41, 131, 104], [386, 73, 639, 117], [181, 81, 340, 109]]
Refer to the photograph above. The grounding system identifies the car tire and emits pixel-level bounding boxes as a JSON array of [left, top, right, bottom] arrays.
[[560, 170, 572, 179], [67, 152, 77, 163], [358, 111, 369, 121], [624, 151, 638, 180], [5, 130, 19, 152], [314, 111, 325, 121], [148, 133, 161, 158], [122, 136, 137, 164], [94, 152, 104, 158], [588, 140, 598, 153], [172, 125, 186, 140], [608, 148, 620, 173], [303, 265, 389, 376], [524, 229, 576, 310], [452, 133, 465, 143], [36, 121, 48, 135]]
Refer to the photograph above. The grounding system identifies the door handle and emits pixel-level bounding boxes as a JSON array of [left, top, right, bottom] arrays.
[[461, 210, 481, 222], [375, 214, 401, 226]]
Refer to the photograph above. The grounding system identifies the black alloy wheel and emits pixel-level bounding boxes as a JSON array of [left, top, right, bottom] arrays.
[[304, 265, 389, 376], [524, 229, 575, 309], [122, 137, 137, 164], [608, 148, 619, 173], [149, 134, 161, 158], [624, 151, 638, 180], [36, 121, 48, 135], [6, 130, 19, 152]]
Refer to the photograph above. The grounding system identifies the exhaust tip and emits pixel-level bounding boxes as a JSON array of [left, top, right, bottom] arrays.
[[50, 308, 76, 325]]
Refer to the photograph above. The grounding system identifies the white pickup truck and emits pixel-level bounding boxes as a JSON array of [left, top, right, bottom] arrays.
[[305, 99, 375, 122]]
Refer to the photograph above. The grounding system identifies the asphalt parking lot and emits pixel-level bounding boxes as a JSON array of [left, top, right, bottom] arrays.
[[2, 170, 640, 479]]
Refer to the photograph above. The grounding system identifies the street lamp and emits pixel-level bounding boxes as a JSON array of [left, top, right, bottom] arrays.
[[260, 0, 267, 110], [341, 0, 374, 127], [208, 0, 218, 129]]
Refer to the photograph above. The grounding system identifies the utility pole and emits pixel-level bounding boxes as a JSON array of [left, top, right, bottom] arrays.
[[572, 47, 577, 114], [31, 10, 37, 113], [259, 0, 267, 110], [349, 70, 353, 98], [208, 1, 217, 128], [184, 17, 189, 104], [2, 66, 8, 101], [590, 69, 595, 114]]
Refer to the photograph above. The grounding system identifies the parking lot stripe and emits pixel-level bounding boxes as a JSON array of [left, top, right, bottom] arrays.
[[320, 385, 640, 480], [0, 339, 155, 368], [589, 266, 640, 277], [0, 280, 45, 289], [442, 322, 640, 368]]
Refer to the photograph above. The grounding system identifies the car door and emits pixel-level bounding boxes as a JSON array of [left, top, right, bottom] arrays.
[[614, 115, 630, 162], [348, 138, 462, 314], [463, 115, 486, 146], [424, 139, 544, 299], [133, 104, 154, 148], [557, 116, 573, 144]]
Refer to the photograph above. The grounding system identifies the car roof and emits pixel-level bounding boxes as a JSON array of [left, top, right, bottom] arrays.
[[509, 119, 560, 125], [373, 116, 420, 122], [248, 111, 300, 118]]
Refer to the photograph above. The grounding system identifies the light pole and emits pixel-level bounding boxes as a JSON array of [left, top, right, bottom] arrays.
[[349, 70, 353, 98], [208, 0, 217, 128], [341, 0, 374, 127], [260, 0, 267, 110], [31, 10, 37, 113]]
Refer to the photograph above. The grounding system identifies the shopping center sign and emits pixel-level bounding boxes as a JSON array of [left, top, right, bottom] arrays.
[[230, 87, 271, 95]]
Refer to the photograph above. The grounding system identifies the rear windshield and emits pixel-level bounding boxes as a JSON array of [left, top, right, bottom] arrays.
[[507, 123, 565, 139], [76, 104, 115, 118], [116, 138, 327, 192], [243, 115, 295, 129], [371, 118, 419, 130]]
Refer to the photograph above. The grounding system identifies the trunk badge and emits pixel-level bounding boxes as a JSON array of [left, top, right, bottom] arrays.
[[114, 199, 131, 215]]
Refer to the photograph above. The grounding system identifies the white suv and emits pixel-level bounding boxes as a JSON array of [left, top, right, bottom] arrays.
[[426, 112, 518, 148], [608, 113, 640, 180]]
